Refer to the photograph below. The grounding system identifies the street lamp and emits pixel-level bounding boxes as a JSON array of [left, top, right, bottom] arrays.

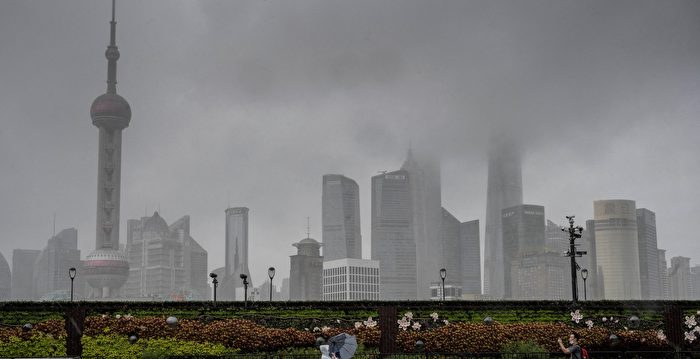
[[68, 267, 76, 302], [561, 215, 586, 304], [209, 272, 218, 304], [581, 268, 588, 300], [240, 273, 249, 307], [268, 267, 276, 302], [439, 268, 447, 301]]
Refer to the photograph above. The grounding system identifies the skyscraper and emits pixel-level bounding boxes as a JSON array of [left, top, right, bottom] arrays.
[[223, 207, 252, 300], [637, 208, 660, 299], [401, 149, 442, 299], [83, 0, 130, 298], [441, 208, 462, 292], [0, 252, 10, 300], [501, 204, 545, 299], [11, 249, 40, 300], [691, 265, 700, 299], [669, 256, 691, 300], [582, 219, 599, 300], [124, 213, 208, 300], [290, 237, 323, 300], [594, 199, 641, 299], [484, 141, 523, 299], [460, 220, 481, 296], [371, 170, 416, 300], [322, 258, 380, 301], [33, 228, 82, 299], [658, 249, 669, 299], [322, 175, 361, 261]]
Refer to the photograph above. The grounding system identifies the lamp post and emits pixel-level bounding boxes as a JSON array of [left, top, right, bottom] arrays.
[[561, 215, 586, 304], [209, 272, 218, 305], [268, 267, 276, 302], [68, 267, 76, 302], [240, 273, 249, 307], [439, 268, 447, 301], [581, 268, 588, 300]]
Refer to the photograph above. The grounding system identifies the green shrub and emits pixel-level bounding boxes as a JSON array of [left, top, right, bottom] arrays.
[[81, 335, 239, 359], [500, 340, 549, 358], [0, 333, 65, 357]]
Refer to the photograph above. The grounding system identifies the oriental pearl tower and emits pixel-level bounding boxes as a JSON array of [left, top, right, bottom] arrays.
[[83, 0, 130, 298]]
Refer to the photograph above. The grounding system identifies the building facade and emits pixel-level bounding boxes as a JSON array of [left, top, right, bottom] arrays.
[[669, 256, 691, 300], [401, 149, 442, 300], [124, 213, 208, 300], [290, 238, 323, 301], [441, 208, 462, 293], [223, 207, 252, 300], [460, 220, 481, 296], [322, 258, 380, 301], [594, 199, 641, 299], [637, 208, 661, 299], [658, 249, 670, 299], [11, 249, 40, 299], [0, 252, 10, 300], [322, 175, 362, 262], [371, 170, 416, 300], [33, 228, 82, 299], [484, 141, 523, 299], [501, 204, 545, 299], [511, 252, 568, 300]]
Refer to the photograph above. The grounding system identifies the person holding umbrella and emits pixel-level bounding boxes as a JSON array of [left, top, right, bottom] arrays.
[[328, 333, 358, 359]]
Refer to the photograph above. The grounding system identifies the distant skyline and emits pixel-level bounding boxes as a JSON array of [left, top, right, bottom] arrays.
[[1, 0, 699, 288]]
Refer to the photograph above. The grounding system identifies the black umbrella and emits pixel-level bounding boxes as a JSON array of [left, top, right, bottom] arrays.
[[328, 333, 358, 359]]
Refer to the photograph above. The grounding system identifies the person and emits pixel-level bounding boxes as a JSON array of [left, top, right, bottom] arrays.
[[557, 332, 582, 359], [319, 345, 331, 359]]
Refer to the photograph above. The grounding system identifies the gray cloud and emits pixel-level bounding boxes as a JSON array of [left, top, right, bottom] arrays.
[[1, 0, 699, 287]]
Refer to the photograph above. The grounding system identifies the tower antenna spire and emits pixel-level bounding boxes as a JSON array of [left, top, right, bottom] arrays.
[[105, 0, 120, 94], [306, 217, 310, 238]]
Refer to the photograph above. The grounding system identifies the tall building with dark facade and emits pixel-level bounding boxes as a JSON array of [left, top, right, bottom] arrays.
[[511, 252, 568, 300], [669, 256, 691, 300], [289, 237, 323, 301], [658, 249, 669, 299], [371, 170, 416, 300], [484, 141, 523, 299], [594, 200, 641, 299], [11, 249, 40, 299], [0, 252, 10, 300], [401, 149, 442, 299], [322, 175, 361, 261], [582, 219, 600, 300], [501, 204, 545, 299], [83, 1, 130, 298], [124, 213, 208, 300], [441, 208, 462, 293], [223, 207, 252, 300], [637, 208, 660, 299], [460, 220, 481, 295], [33, 228, 82, 299]]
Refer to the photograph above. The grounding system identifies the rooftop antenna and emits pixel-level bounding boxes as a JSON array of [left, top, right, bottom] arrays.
[[306, 217, 310, 238]]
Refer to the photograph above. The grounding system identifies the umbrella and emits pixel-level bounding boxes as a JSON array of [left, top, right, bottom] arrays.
[[328, 333, 358, 359]]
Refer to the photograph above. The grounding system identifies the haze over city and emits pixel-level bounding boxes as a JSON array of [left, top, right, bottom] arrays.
[[1, 0, 699, 296]]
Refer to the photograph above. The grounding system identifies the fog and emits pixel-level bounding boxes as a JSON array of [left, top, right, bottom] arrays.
[[1, 0, 699, 288]]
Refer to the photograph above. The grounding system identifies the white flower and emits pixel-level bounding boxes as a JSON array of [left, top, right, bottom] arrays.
[[570, 310, 583, 324], [354, 322, 363, 329], [443, 319, 449, 325], [412, 322, 422, 331], [115, 314, 121, 319], [124, 314, 133, 320], [404, 312, 414, 320], [430, 312, 439, 322], [336, 319, 341, 323], [101, 314, 107, 319], [657, 330, 667, 341], [397, 318, 411, 331], [697, 310, 700, 315], [363, 317, 377, 328], [322, 326, 331, 332], [602, 317, 607, 322], [685, 315, 697, 328], [685, 331, 696, 343], [313, 327, 321, 332], [694, 326, 700, 334], [585, 320, 594, 329], [304, 328, 309, 331]]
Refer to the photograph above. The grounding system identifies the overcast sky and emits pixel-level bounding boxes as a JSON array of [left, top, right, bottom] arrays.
[[1, 0, 699, 288]]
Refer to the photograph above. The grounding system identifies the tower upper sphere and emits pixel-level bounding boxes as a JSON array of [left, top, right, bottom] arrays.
[[90, 93, 131, 129]]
